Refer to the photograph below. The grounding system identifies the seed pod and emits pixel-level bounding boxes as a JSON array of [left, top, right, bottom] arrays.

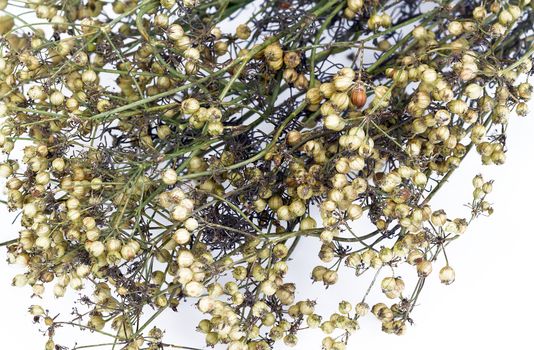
[[283, 51, 301, 68], [235, 24, 251, 40], [283, 68, 298, 83], [473, 6, 487, 20], [439, 266, 456, 285], [347, 0, 364, 11], [350, 85, 367, 108], [333, 75, 353, 92], [417, 259, 433, 277], [294, 73, 309, 90], [264, 43, 283, 61]]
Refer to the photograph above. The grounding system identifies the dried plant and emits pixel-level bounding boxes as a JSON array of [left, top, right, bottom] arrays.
[[0, 0, 533, 349]]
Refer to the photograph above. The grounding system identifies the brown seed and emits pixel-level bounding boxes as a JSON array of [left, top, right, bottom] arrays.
[[278, 1, 291, 9], [350, 85, 367, 108]]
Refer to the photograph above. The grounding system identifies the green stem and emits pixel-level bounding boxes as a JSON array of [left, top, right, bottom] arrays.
[[0, 238, 17, 247]]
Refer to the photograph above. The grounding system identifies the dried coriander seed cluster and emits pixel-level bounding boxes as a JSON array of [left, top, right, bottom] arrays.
[[0, 0, 532, 349]]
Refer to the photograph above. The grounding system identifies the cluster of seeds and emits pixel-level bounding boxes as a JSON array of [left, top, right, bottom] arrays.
[[0, 0, 533, 349]]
